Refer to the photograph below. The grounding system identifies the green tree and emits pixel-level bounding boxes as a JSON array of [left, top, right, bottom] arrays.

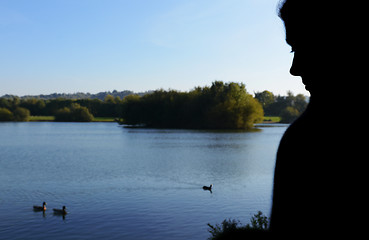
[[54, 104, 94, 122], [280, 106, 300, 123], [71, 105, 94, 122], [0, 98, 12, 109], [254, 90, 275, 108], [294, 94, 307, 113], [114, 96, 121, 103], [205, 82, 263, 129], [0, 108, 13, 121], [13, 107, 30, 121], [10, 97, 20, 109], [120, 94, 142, 125], [104, 94, 115, 103], [19, 98, 46, 116], [54, 107, 72, 121]]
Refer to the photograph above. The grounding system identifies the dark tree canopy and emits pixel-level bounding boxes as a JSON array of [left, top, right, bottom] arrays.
[[120, 81, 264, 129], [54, 103, 94, 122]]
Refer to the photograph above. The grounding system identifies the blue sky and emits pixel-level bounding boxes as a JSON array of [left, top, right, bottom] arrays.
[[0, 0, 308, 96]]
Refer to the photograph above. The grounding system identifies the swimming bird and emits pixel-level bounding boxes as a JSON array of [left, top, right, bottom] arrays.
[[33, 202, 47, 211], [203, 184, 213, 191], [53, 206, 67, 215]]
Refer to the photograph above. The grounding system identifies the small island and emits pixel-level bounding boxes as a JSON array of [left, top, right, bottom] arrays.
[[119, 81, 264, 129]]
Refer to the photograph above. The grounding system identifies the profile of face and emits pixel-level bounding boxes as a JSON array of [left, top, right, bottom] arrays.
[[286, 28, 321, 93], [280, 1, 345, 96]]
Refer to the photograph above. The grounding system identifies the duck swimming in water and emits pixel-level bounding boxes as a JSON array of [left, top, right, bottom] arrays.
[[203, 184, 213, 191], [53, 206, 67, 215], [33, 202, 47, 211]]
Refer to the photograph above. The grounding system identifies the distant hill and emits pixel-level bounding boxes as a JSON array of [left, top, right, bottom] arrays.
[[1, 90, 152, 101]]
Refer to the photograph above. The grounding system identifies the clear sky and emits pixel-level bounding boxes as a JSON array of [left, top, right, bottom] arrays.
[[0, 0, 308, 97]]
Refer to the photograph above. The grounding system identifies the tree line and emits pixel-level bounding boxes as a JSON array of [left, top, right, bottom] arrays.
[[1, 90, 149, 101], [0, 95, 123, 122], [0, 107, 30, 122], [254, 90, 308, 123], [0, 83, 308, 125]]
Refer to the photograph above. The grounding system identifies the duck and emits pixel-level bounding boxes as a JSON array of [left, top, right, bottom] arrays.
[[203, 184, 213, 191], [33, 202, 47, 211], [53, 206, 67, 215]]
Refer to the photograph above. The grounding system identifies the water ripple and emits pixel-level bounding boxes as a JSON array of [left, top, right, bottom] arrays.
[[0, 123, 285, 239]]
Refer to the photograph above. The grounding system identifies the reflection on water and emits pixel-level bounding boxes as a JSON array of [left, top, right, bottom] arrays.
[[0, 122, 286, 240], [33, 209, 46, 219]]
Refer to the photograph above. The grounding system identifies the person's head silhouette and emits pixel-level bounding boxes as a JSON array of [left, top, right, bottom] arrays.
[[278, 0, 355, 99]]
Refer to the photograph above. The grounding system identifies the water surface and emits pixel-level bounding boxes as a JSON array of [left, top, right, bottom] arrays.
[[0, 122, 287, 239]]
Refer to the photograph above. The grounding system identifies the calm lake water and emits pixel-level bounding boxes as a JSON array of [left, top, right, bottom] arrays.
[[0, 122, 287, 240]]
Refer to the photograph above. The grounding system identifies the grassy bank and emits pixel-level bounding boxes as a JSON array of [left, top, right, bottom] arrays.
[[92, 117, 116, 122], [263, 116, 281, 123], [29, 116, 55, 121], [29, 116, 116, 122]]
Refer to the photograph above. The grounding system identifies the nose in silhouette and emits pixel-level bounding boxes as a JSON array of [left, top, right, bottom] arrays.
[[289, 52, 302, 77]]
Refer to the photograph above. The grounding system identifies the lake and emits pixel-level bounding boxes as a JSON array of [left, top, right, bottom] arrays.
[[0, 122, 287, 240]]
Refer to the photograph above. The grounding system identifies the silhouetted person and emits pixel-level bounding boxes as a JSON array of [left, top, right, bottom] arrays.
[[270, 0, 365, 236]]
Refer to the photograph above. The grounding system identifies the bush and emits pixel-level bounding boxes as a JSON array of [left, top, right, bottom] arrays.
[[13, 107, 30, 121], [54, 107, 72, 121], [54, 104, 94, 122], [72, 106, 94, 122], [0, 108, 13, 121], [207, 211, 269, 239], [280, 106, 300, 123], [0, 107, 30, 122]]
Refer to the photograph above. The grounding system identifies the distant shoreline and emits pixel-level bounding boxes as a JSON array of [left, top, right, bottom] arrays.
[[29, 116, 116, 122], [27, 116, 280, 124]]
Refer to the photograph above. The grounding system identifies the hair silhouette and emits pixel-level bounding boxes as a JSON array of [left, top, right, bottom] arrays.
[[270, 0, 364, 235]]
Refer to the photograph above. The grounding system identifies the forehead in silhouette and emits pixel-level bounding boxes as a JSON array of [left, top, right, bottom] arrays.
[[279, 1, 340, 51]]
